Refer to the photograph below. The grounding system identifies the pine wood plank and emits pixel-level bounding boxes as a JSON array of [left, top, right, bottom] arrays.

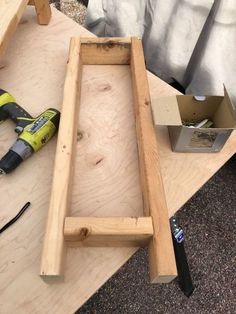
[[0, 0, 28, 59], [130, 37, 177, 283], [40, 37, 82, 278], [64, 217, 153, 247], [29, 0, 51, 25], [80, 37, 131, 65], [0, 0, 51, 61]]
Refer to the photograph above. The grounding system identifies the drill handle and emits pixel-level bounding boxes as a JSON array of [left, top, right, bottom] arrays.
[[0, 102, 33, 128]]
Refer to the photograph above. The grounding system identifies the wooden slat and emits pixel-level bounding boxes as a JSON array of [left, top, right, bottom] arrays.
[[130, 37, 177, 283], [64, 217, 153, 247], [81, 37, 131, 65], [31, 0, 51, 25], [40, 38, 82, 278], [0, 0, 28, 60]]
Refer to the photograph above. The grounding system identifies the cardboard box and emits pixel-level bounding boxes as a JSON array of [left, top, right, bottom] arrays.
[[151, 87, 236, 153]]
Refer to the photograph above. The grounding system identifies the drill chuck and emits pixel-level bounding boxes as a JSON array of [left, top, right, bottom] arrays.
[[0, 140, 33, 174], [0, 150, 23, 175]]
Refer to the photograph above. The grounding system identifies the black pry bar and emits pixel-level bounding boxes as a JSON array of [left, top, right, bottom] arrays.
[[0, 202, 31, 234], [170, 215, 194, 297]]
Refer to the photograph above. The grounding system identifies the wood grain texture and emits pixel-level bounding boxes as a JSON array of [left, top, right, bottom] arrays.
[[81, 37, 131, 65], [0, 7, 235, 313], [0, 0, 28, 60], [40, 38, 82, 278], [130, 37, 177, 283], [32, 0, 51, 25], [64, 217, 153, 247]]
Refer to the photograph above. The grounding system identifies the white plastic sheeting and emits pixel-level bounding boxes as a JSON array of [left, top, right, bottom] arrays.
[[86, 0, 236, 101]]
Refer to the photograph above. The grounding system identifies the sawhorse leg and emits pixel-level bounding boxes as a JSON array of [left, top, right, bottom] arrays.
[[28, 0, 51, 25]]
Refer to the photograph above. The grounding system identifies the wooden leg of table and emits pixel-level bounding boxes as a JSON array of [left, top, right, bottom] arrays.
[[28, 0, 51, 25]]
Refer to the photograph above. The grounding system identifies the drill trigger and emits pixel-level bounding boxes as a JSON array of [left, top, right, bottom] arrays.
[[15, 117, 35, 133]]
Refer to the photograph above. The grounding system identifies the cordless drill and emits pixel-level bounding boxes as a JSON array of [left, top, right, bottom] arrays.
[[0, 89, 60, 174]]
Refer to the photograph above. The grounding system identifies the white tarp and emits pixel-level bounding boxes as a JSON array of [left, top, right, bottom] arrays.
[[86, 0, 236, 102]]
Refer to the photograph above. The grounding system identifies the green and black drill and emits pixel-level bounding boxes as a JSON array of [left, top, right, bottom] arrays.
[[0, 89, 60, 174]]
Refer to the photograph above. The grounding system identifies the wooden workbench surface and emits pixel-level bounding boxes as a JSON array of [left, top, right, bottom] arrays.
[[0, 6, 235, 314]]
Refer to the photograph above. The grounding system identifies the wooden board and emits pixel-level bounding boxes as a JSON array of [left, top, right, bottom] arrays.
[[80, 37, 131, 65], [0, 6, 235, 313], [130, 38, 176, 283], [0, 0, 28, 60], [28, 0, 51, 25], [0, 0, 51, 61], [64, 217, 153, 247], [40, 37, 82, 278]]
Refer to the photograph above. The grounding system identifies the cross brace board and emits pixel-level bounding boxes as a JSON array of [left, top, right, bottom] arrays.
[[40, 37, 177, 283], [0, 0, 51, 60]]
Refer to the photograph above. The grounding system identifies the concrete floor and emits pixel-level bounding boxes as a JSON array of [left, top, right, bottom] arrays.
[[77, 155, 236, 313]]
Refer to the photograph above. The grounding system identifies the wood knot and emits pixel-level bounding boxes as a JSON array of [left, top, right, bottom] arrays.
[[98, 84, 111, 92], [77, 130, 84, 141], [79, 228, 89, 240], [107, 42, 115, 49]]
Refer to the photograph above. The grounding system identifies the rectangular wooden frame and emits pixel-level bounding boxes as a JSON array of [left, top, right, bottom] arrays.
[[40, 37, 177, 283]]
